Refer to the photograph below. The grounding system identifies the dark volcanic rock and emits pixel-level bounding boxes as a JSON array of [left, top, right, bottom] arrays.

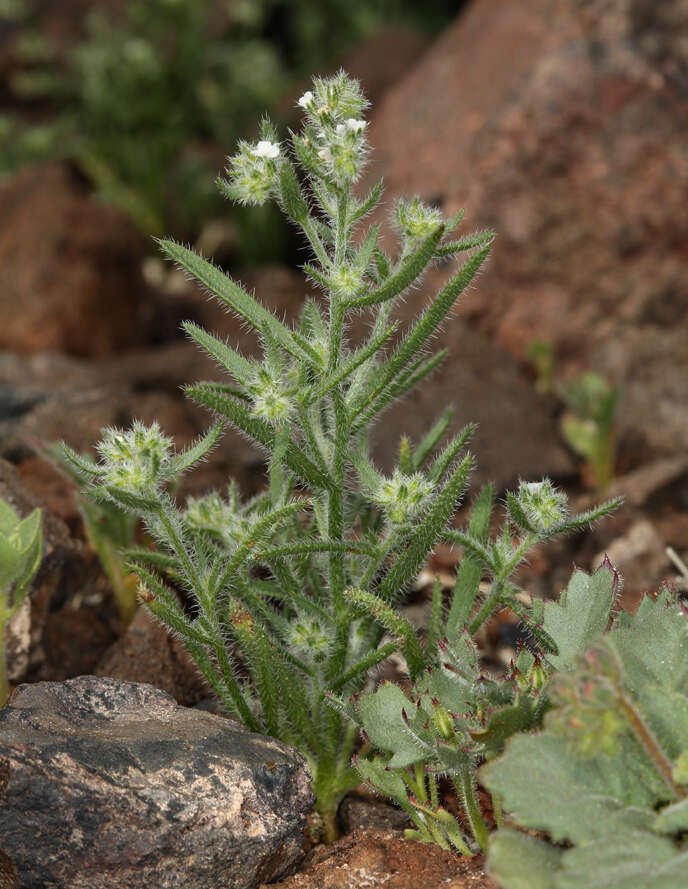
[[0, 677, 313, 889]]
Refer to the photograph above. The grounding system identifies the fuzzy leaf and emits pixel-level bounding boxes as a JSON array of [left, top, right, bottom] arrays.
[[446, 484, 493, 637], [542, 565, 617, 670], [348, 225, 444, 309], [183, 321, 255, 385], [487, 829, 561, 889], [159, 240, 307, 362], [357, 683, 428, 768]]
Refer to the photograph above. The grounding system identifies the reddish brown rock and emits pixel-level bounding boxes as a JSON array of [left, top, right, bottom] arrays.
[[365, 0, 688, 464], [95, 606, 211, 706], [0, 164, 150, 357]]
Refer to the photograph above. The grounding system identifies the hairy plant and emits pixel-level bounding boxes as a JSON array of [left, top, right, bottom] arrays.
[[0, 498, 42, 707], [59, 71, 504, 840], [483, 586, 688, 889], [48, 444, 142, 627], [331, 511, 621, 854]]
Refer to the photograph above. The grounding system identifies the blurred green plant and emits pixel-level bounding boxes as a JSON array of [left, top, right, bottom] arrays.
[[558, 372, 619, 495], [527, 342, 619, 494], [1, 0, 457, 252], [0, 498, 42, 707]]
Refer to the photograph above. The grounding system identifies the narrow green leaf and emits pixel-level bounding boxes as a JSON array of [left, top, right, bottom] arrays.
[[436, 230, 495, 257], [187, 383, 333, 491], [309, 323, 398, 403], [447, 483, 493, 637], [183, 321, 254, 385], [279, 159, 308, 223], [412, 407, 454, 470], [427, 423, 476, 483], [347, 225, 444, 309], [158, 240, 305, 361], [346, 588, 425, 679], [169, 424, 224, 477], [348, 180, 383, 226]]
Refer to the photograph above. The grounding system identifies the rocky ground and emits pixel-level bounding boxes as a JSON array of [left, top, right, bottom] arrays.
[[0, 1, 686, 887]]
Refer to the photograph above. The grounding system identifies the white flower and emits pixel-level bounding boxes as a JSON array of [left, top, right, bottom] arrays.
[[297, 91, 313, 108], [253, 140, 280, 159], [335, 123, 347, 137], [318, 147, 332, 163], [345, 118, 367, 134]]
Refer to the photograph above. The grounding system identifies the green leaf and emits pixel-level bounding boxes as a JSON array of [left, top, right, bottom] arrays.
[[481, 732, 658, 846], [308, 322, 398, 403], [169, 424, 224, 477], [377, 245, 491, 389], [653, 797, 688, 834], [187, 384, 333, 491], [348, 225, 444, 309], [357, 683, 428, 768], [158, 240, 306, 363], [412, 407, 453, 470], [542, 566, 617, 670], [0, 499, 18, 537], [183, 321, 255, 385], [487, 829, 561, 889], [435, 230, 495, 257], [345, 588, 425, 679], [557, 831, 685, 889], [348, 180, 383, 226], [446, 484, 493, 637], [52, 442, 105, 483], [279, 159, 308, 223]]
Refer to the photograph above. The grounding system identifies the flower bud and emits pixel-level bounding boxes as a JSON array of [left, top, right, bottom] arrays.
[[517, 479, 569, 533], [432, 700, 455, 741]]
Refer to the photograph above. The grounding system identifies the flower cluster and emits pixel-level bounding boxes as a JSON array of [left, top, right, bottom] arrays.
[[374, 470, 434, 526], [184, 490, 250, 549], [395, 196, 444, 254], [96, 421, 174, 496], [516, 478, 569, 533], [249, 368, 294, 425], [220, 125, 282, 206]]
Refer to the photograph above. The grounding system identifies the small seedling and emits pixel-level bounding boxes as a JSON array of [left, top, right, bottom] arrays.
[[558, 371, 619, 494], [0, 498, 42, 707]]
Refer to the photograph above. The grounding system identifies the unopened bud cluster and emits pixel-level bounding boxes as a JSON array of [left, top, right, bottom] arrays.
[[517, 479, 569, 533], [96, 421, 174, 496], [374, 470, 434, 526]]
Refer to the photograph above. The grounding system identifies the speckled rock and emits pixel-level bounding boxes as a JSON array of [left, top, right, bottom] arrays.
[[0, 677, 313, 889]]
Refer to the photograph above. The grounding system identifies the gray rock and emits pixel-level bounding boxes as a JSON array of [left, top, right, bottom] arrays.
[[0, 677, 313, 889]]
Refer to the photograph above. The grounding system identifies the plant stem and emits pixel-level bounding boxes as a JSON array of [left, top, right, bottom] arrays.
[[618, 688, 686, 800], [454, 764, 489, 853]]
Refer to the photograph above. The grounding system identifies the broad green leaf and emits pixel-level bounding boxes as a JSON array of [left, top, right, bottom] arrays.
[[357, 683, 428, 768], [487, 829, 561, 889], [558, 831, 685, 889], [542, 566, 616, 669], [481, 732, 658, 845], [653, 796, 688, 834]]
